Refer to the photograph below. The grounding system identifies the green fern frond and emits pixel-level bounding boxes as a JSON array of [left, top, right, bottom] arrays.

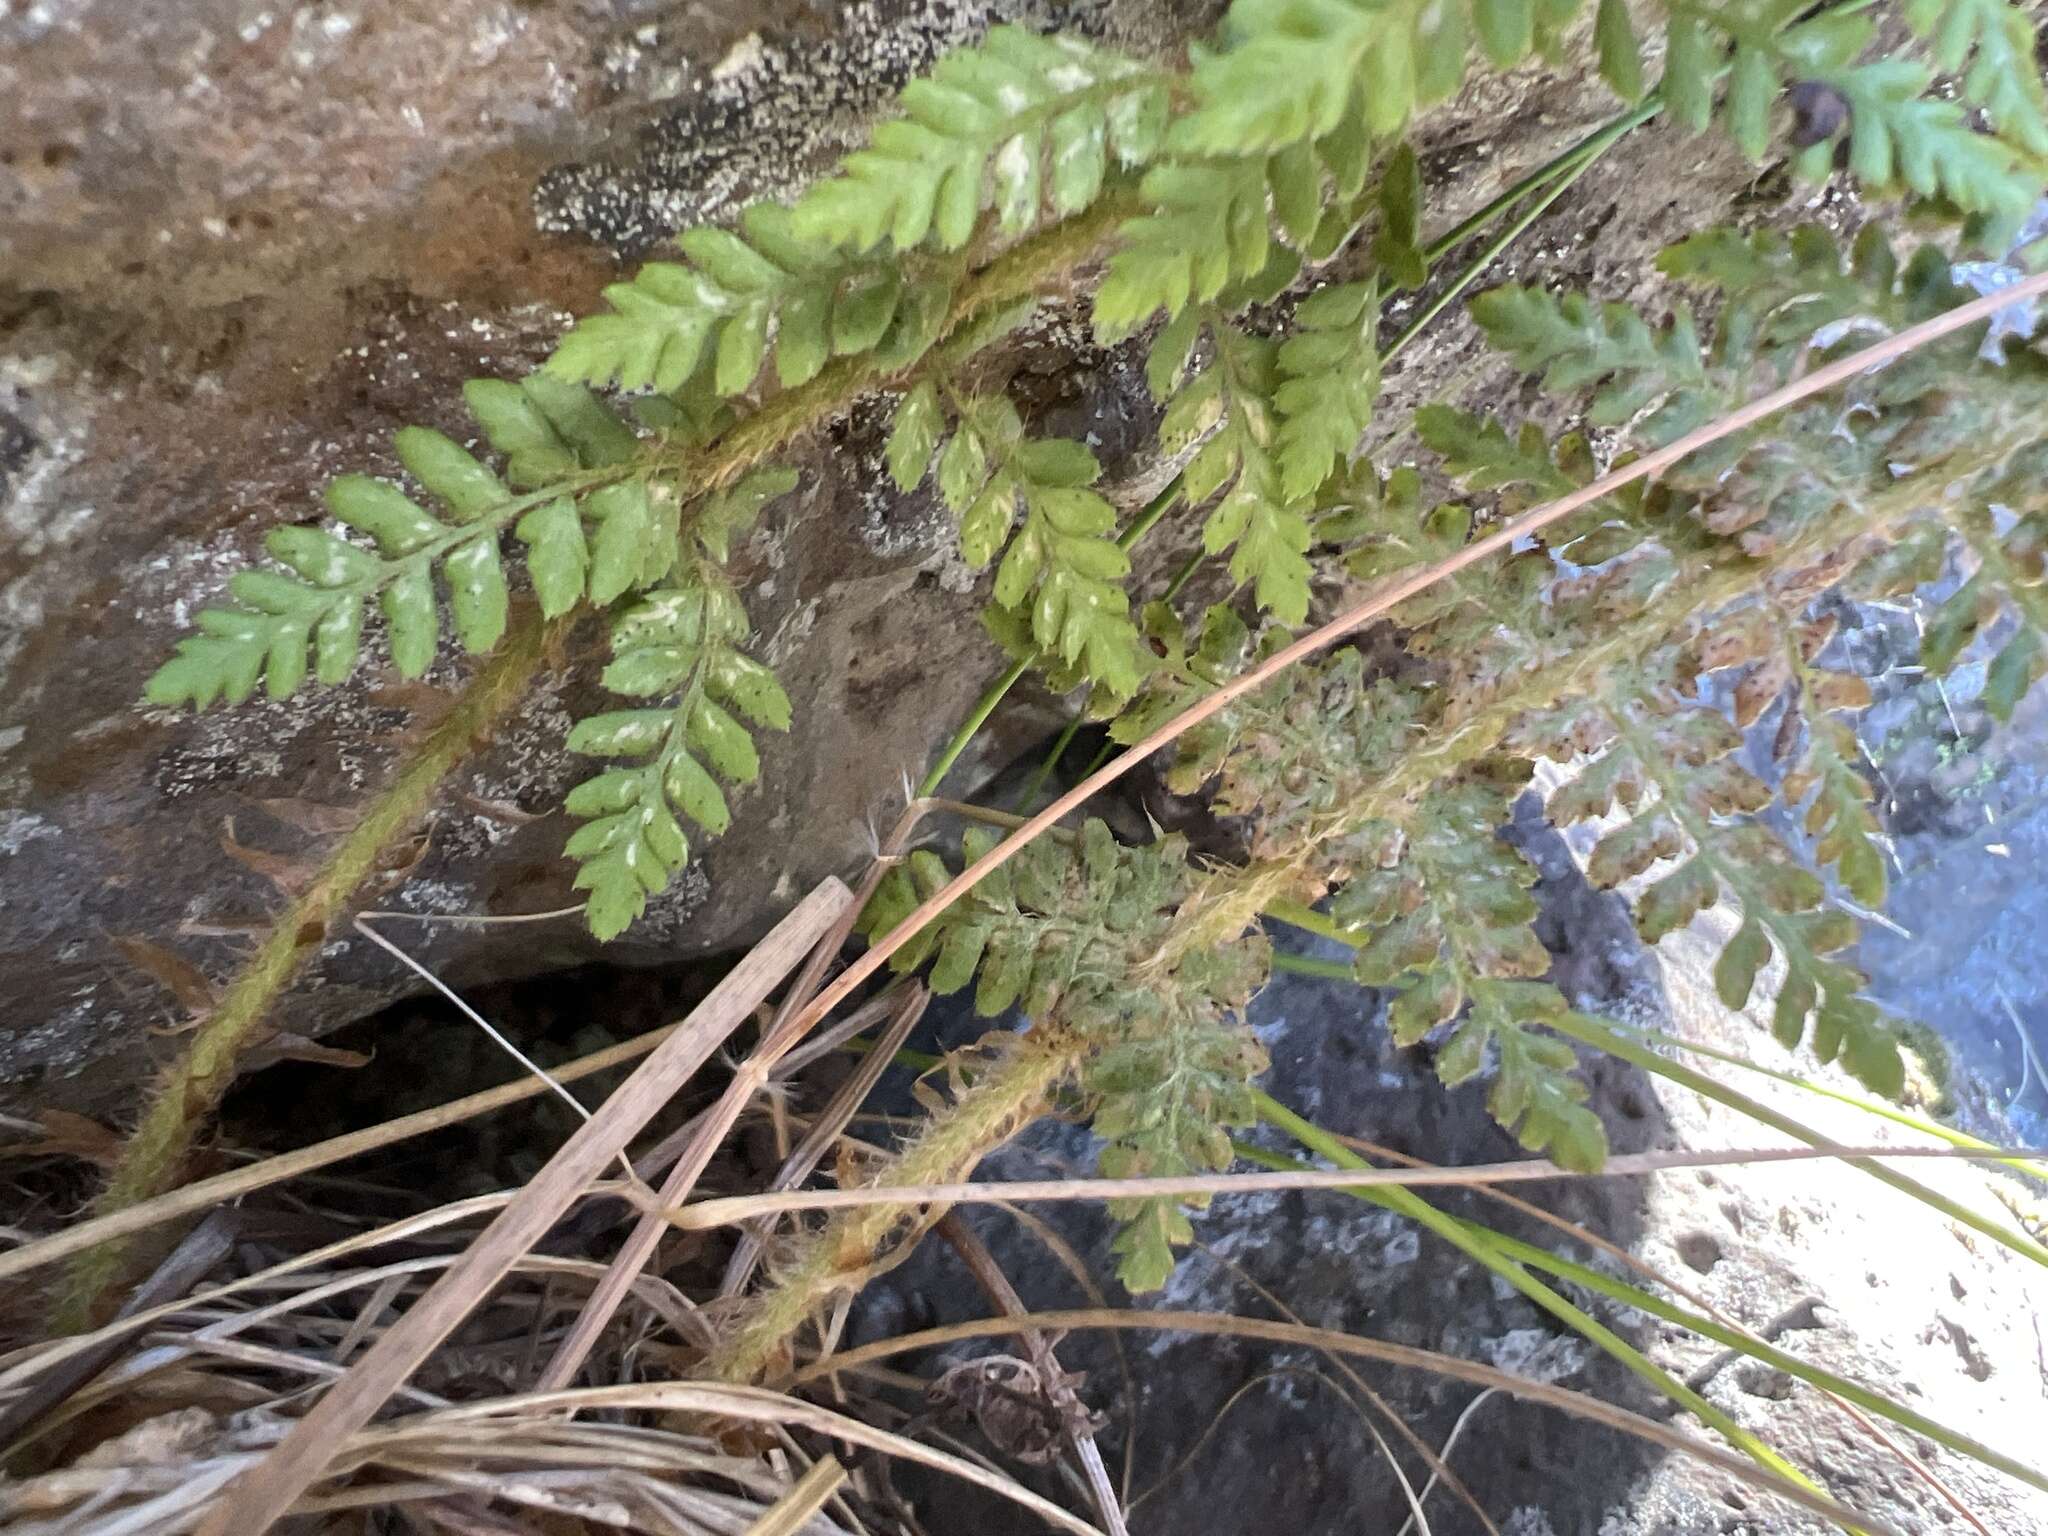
[[1904, 0, 2048, 156], [1325, 457, 1564, 694], [792, 26, 1166, 255], [1657, 223, 1938, 382], [1668, 5, 2045, 242], [1469, 284, 1717, 439], [547, 203, 952, 398], [892, 388, 1149, 700], [1805, 54, 2039, 232], [1526, 669, 1905, 1095], [1093, 159, 1278, 341], [857, 820, 1270, 1291], [1273, 280, 1382, 503], [1149, 318, 1322, 623], [1120, 643, 1423, 862], [561, 469, 798, 938], [1173, 0, 1564, 159], [1330, 778, 1610, 1171], [146, 379, 641, 710]]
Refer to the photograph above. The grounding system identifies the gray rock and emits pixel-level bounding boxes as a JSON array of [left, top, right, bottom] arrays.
[[0, 0, 1870, 1132], [0, 0, 1175, 1117]]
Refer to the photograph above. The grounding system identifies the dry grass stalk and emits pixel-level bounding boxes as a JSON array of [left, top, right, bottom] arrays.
[[1190, 1240, 1503, 1536], [623, 989, 909, 1189], [3, 1188, 635, 1402], [663, 1140, 2043, 1228], [739, 1453, 847, 1536], [193, 879, 853, 1536], [718, 988, 932, 1301], [0, 1020, 688, 1290], [537, 793, 940, 1393], [1324, 1126, 1996, 1536], [544, 794, 957, 1395], [801, 1308, 1916, 1536], [934, 1214, 1128, 1536], [3, 1393, 874, 1536], [0, 1210, 239, 1449]]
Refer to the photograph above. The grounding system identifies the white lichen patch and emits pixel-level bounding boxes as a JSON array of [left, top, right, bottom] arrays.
[[532, 1, 1151, 257], [0, 810, 61, 856]]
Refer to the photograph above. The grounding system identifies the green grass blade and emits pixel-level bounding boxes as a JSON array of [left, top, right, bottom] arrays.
[[1249, 1092, 1824, 1501], [1235, 1126, 2047, 1498]]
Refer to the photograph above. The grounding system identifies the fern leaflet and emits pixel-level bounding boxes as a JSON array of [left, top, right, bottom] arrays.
[[793, 26, 1168, 254], [858, 821, 1270, 1291], [889, 387, 1149, 701], [146, 377, 640, 710], [563, 469, 799, 938]]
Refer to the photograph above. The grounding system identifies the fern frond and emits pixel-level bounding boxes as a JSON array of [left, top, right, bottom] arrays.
[[857, 821, 1271, 1291], [1905, 0, 2048, 156], [1324, 455, 1565, 700], [1092, 159, 1277, 341], [892, 389, 1149, 700], [792, 26, 1167, 255], [1668, 5, 2045, 242], [1121, 643, 1423, 861], [1878, 438, 2048, 722], [1522, 660, 1905, 1095], [146, 379, 641, 710], [1173, 0, 1565, 159], [1807, 54, 2039, 231], [1148, 318, 1321, 623], [1273, 280, 1382, 502], [1656, 223, 1944, 383], [1329, 778, 1610, 1171], [1468, 285, 1717, 439], [548, 203, 954, 399], [561, 469, 798, 938]]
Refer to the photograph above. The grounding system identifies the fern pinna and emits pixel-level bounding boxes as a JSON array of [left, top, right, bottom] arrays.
[[148, 0, 2048, 1287]]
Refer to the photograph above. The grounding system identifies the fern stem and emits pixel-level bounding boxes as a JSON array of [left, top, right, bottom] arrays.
[[704, 1035, 1078, 1384], [1233, 1133, 2048, 1498], [920, 657, 1034, 797], [1021, 712, 1089, 809], [53, 606, 554, 1332], [1249, 1092, 1820, 1497]]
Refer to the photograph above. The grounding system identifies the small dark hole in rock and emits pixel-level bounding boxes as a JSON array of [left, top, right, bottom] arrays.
[[217, 958, 740, 1214], [1675, 1229, 1722, 1273]]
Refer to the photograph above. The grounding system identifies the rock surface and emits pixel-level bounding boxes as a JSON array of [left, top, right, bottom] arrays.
[[0, 0, 1861, 1124], [0, 0, 1179, 1115]]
